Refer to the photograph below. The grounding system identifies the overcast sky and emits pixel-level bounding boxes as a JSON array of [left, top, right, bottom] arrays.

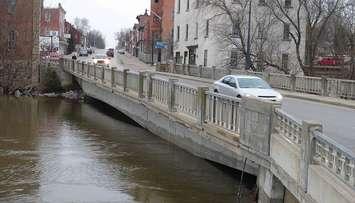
[[44, 0, 150, 48]]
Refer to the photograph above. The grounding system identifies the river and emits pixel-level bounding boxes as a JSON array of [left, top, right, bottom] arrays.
[[0, 96, 256, 203]]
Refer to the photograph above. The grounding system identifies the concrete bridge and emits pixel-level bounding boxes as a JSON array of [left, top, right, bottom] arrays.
[[60, 58, 355, 203]]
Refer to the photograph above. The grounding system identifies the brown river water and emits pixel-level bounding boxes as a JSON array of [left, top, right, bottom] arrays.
[[0, 96, 256, 203]]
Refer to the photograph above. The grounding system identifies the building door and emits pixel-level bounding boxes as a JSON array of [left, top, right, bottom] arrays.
[[183, 51, 188, 64], [188, 46, 197, 65]]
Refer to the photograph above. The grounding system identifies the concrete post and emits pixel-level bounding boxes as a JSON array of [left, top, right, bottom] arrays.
[[94, 64, 97, 81], [71, 60, 75, 72], [290, 74, 296, 91], [101, 66, 105, 84], [76, 61, 80, 73], [81, 62, 85, 75], [212, 66, 216, 80], [138, 72, 144, 99], [111, 67, 117, 90], [321, 76, 328, 96], [87, 63, 90, 78], [197, 87, 209, 125], [146, 72, 153, 102], [123, 69, 129, 92], [168, 79, 178, 112], [258, 167, 285, 203], [300, 121, 322, 191], [198, 65, 203, 78]]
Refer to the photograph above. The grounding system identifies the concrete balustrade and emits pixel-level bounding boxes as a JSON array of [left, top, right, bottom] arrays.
[[167, 63, 355, 100], [61, 58, 355, 203]]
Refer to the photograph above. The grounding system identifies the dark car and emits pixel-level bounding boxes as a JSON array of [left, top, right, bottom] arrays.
[[106, 48, 114, 57]]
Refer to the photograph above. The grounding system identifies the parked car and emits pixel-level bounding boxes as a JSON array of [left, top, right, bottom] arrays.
[[106, 48, 114, 57], [92, 54, 110, 65], [213, 75, 283, 102], [79, 48, 88, 57]]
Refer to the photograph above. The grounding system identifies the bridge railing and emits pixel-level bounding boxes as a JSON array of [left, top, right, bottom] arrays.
[[313, 131, 355, 189], [205, 92, 241, 133], [62, 58, 355, 196], [166, 64, 355, 100]]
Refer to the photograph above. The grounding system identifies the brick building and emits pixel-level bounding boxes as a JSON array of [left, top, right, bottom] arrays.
[[0, 0, 42, 93], [136, 10, 152, 63], [64, 20, 82, 53], [40, 3, 67, 54], [134, 0, 175, 64]]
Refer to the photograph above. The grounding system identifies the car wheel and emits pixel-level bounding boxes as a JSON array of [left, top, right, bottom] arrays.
[[214, 89, 219, 93]]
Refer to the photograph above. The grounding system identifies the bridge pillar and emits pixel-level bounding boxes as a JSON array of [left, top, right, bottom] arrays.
[[258, 167, 285, 203], [168, 79, 178, 112], [138, 72, 144, 98], [146, 72, 153, 101], [123, 69, 129, 92], [111, 67, 117, 91]]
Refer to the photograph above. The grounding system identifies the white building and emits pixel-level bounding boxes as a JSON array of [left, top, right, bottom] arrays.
[[173, 0, 307, 73]]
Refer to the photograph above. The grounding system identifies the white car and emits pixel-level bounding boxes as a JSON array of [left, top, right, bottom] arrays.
[[213, 75, 283, 102], [92, 54, 110, 65]]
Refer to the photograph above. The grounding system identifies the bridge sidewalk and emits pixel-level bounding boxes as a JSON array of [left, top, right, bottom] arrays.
[[278, 89, 355, 109]]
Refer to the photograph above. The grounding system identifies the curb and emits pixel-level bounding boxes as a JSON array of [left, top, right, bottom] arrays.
[[280, 92, 355, 110]]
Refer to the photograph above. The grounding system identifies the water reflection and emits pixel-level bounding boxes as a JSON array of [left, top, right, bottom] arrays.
[[0, 97, 256, 203]]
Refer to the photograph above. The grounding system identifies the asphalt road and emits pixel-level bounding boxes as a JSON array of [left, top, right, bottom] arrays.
[[282, 98, 355, 153], [70, 49, 355, 153]]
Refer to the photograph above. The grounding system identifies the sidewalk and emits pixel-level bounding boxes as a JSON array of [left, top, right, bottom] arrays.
[[278, 89, 355, 109]]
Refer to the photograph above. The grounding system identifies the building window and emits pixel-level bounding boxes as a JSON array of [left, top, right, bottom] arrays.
[[177, 0, 181, 13], [283, 23, 290, 41], [8, 30, 16, 49], [6, 0, 16, 14], [204, 50, 208, 67], [282, 54, 289, 70], [205, 19, 209, 37], [285, 0, 292, 8], [155, 0, 159, 3], [195, 23, 198, 39], [231, 49, 238, 67], [185, 24, 189, 41], [177, 25, 180, 41], [187, 0, 190, 11]]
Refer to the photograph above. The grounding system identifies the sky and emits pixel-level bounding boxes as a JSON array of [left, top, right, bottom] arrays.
[[44, 0, 150, 48]]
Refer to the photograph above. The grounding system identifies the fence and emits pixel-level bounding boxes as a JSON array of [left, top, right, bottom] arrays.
[[167, 64, 355, 100], [62, 58, 355, 195]]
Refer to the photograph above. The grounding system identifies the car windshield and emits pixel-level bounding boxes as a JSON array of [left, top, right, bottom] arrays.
[[237, 78, 271, 89], [94, 55, 106, 59]]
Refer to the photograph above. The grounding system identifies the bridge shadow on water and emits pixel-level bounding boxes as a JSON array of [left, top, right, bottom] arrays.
[[83, 96, 258, 202]]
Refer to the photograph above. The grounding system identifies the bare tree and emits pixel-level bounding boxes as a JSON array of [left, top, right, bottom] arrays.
[[199, 0, 289, 73], [266, 0, 343, 73], [74, 17, 91, 34]]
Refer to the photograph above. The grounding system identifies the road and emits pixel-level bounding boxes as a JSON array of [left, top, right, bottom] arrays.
[[75, 49, 154, 71], [72, 49, 355, 153], [282, 98, 355, 153]]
